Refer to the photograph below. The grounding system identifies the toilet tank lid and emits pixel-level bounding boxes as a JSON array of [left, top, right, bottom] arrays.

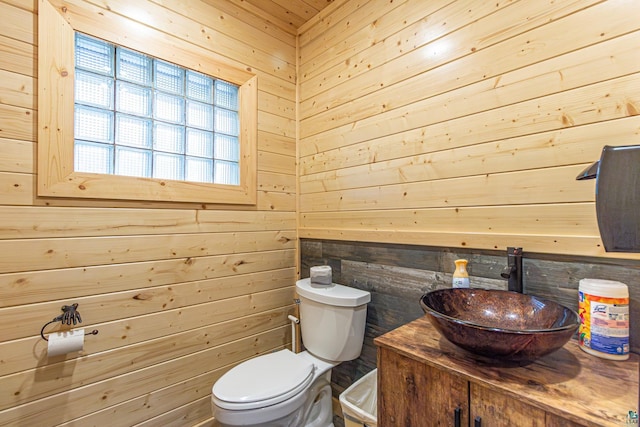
[[296, 278, 371, 307]]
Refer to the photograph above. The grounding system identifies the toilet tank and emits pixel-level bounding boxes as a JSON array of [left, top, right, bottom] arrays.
[[295, 278, 371, 362]]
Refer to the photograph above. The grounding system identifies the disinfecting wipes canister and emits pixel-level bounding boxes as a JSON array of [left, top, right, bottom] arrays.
[[578, 278, 629, 360]]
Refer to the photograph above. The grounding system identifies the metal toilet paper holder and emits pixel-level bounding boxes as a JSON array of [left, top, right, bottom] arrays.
[[40, 303, 99, 341]]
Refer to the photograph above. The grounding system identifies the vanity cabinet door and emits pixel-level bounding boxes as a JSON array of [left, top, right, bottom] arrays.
[[469, 384, 587, 427], [378, 347, 469, 427], [470, 383, 546, 427]]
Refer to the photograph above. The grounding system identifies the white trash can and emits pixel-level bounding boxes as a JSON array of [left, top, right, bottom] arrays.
[[339, 369, 377, 427]]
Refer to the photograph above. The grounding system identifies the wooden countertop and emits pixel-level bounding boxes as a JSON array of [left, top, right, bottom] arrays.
[[374, 316, 639, 427]]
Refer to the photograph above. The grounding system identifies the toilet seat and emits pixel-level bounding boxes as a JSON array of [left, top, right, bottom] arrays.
[[212, 350, 315, 410]]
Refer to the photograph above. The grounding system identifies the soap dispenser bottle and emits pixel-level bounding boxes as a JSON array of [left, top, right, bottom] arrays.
[[452, 259, 469, 288]]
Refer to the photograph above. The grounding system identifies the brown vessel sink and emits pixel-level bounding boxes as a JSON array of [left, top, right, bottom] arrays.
[[420, 288, 580, 362]]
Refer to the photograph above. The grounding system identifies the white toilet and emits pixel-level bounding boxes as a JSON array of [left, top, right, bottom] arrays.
[[211, 278, 371, 427]]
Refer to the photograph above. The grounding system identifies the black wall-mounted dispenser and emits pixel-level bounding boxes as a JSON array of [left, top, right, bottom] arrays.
[[576, 145, 640, 253]]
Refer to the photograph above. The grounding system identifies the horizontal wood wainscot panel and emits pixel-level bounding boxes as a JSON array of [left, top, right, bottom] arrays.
[[259, 85, 296, 116], [0, 103, 35, 142], [258, 190, 295, 211], [299, 0, 601, 89], [258, 110, 296, 139], [302, 29, 640, 142], [299, 0, 617, 125], [0, 248, 296, 307], [258, 151, 296, 175], [0, 171, 33, 205], [135, 395, 214, 427], [0, 33, 36, 76], [28, 190, 293, 211], [0, 326, 290, 425], [0, 69, 36, 110], [299, 71, 640, 158], [299, 116, 640, 178], [0, 2, 36, 45], [299, 0, 554, 115], [0, 291, 294, 408], [0, 138, 34, 174], [255, 75, 297, 106], [258, 171, 296, 193], [299, 165, 594, 211], [0, 207, 295, 238], [258, 131, 296, 156], [0, 230, 296, 273], [1, 0, 37, 13], [58, 372, 220, 427], [297, 228, 632, 259], [0, 268, 296, 345], [258, 90, 296, 121], [300, 204, 599, 235]]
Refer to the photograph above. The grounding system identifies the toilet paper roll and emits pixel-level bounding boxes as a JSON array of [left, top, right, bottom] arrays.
[[47, 329, 84, 357], [310, 265, 332, 285]]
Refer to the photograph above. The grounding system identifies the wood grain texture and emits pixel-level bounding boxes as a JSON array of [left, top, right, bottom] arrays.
[[1, 298, 294, 410], [297, 0, 640, 260], [301, 239, 640, 426], [0, 33, 36, 76], [58, 373, 221, 426], [375, 316, 639, 427], [470, 383, 546, 427], [0, 326, 289, 425], [0, 103, 35, 141], [0, 248, 296, 307], [0, 0, 298, 424], [0, 231, 296, 274], [0, 69, 36, 110], [0, 1, 36, 44], [37, 2, 260, 204], [0, 268, 295, 345], [0, 207, 295, 238], [2, 0, 37, 12], [299, 0, 605, 124], [378, 346, 469, 427], [0, 138, 33, 173], [49, 0, 289, 84], [545, 413, 587, 427]]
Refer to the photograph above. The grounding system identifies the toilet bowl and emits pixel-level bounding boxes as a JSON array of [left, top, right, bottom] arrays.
[[212, 350, 336, 426], [211, 278, 371, 427]]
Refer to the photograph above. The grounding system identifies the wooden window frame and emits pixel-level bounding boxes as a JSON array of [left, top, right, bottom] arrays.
[[37, 0, 257, 205]]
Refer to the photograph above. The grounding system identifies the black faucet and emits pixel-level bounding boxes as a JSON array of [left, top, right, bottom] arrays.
[[500, 247, 523, 293]]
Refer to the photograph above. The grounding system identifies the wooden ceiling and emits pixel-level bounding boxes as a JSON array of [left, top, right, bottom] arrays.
[[240, 0, 335, 31]]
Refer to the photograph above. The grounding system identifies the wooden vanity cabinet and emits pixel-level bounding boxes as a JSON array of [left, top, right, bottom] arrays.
[[379, 347, 555, 427], [375, 317, 638, 427], [378, 347, 469, 426]]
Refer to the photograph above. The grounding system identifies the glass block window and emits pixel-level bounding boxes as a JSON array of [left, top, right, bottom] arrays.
[[74, 33, 241, 185]]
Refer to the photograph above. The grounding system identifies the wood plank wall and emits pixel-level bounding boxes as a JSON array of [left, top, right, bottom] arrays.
[[0, 0, 297, 425], [297, 0, 640, 261]]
